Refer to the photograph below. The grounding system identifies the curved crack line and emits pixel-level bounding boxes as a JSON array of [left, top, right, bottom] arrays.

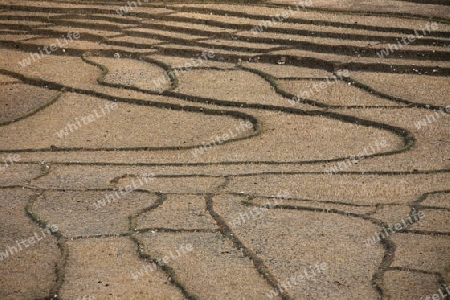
[[264, 204, 395, 300], [398, 230, 450, 236], [242, 62, 444, 111], [237, 64, 329, 108], [136, 228, 219, 234], [342, 75, 450, 111], [102, 39, 165, 50], [25, 190, 68, 300], [253, 53, 450, 77], [127, 193, 199, 299], [0, 91, 63, 127], [24, 161, 53, 185], [83, 54, 179, 92], [109, 174, 157, 188], [128, 192, 167, 231], [121, 28, 215, 50], [128, 234, 199, 300], [0, 67, 262, 153], [14, 188, 160, 194], [418, 205, 450, 211], [230, 192, 374, 207], [411, 189, 450, 209], [383, 267, 448, 295], [205, 193, 291, 300], [69, 232, 132, 240]]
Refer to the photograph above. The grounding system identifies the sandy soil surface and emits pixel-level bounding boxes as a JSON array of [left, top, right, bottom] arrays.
[[0, 0, 449, 299]]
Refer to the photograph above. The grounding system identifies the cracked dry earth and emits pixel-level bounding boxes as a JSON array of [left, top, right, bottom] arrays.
[[0, 0, 449, 299]]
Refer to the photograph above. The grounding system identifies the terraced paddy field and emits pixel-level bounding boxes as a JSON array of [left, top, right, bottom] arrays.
[[0, 0, 449, 299]]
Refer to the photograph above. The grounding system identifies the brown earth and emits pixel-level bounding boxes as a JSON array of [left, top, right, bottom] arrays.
[[0, 0, 449, 299]]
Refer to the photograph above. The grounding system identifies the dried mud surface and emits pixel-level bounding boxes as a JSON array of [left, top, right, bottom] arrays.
[[0, 0, 449, 299]]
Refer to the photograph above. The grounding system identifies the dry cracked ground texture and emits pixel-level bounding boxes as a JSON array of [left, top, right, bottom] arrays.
[[0, 0, 449, 299]]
